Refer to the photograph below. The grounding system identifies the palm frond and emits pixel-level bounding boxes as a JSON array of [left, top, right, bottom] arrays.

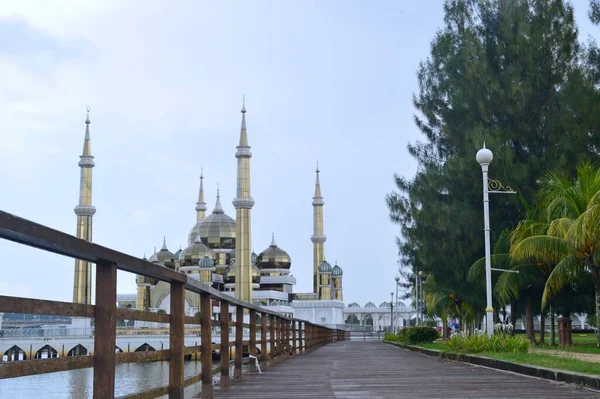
[[542, 254, 586, 308], [510, 235, 569, 264]]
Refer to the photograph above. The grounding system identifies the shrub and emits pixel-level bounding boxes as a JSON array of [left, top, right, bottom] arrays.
[[447, 333, 530, 353], [395, 326, 439, 344]]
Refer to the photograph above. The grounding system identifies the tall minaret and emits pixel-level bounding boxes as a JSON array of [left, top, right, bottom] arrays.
[[195, 167, 207, 222], [311, 162, 326, 294], [232, 97, 254, 302], [73, 106, 96, 304]]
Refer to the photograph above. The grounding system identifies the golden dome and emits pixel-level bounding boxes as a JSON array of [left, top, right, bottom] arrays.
[[224, 263, 261, 284], [180, 235, 216, 266], [198, 191, 236, 250], [156, 238, 176, 269], [256, 233, 291, 270]]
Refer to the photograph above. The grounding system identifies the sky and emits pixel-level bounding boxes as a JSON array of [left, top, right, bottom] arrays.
[[0, 1, 597, 307]]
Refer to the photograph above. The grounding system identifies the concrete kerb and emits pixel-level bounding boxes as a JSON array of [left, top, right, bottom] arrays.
[[384, 340, 600, 390]]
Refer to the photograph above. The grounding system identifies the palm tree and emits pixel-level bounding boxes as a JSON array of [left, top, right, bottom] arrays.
[[511, 162, 600, 346]]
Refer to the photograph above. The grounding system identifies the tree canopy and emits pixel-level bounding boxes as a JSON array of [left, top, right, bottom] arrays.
[[388, 0, 600, 327]]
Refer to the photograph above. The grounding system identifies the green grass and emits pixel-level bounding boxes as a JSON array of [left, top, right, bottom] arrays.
[[481, 352, 600, 376], [400, 336, 600, 377], [533, 333, 600, 353]]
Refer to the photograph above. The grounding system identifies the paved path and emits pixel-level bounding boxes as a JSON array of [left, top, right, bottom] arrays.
[[211, 341, 600, 398]]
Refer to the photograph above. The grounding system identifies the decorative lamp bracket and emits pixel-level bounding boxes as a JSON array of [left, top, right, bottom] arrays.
[[488, 178, 516, 194]]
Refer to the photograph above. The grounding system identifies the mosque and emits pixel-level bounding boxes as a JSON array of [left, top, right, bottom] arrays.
[[71, 101, 345, 326]]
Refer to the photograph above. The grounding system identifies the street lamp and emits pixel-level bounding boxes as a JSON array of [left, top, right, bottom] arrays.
[[395, 275, 400, 332], [476, 143, 516, 336], [390, 292, 394, 333], [418, 271, 425, 326]]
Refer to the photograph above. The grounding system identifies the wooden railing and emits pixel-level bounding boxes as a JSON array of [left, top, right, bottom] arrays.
[[0, 210, 349, 398]]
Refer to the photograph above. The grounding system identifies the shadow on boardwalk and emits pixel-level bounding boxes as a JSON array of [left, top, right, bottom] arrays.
[[210, 341, 600, 398]]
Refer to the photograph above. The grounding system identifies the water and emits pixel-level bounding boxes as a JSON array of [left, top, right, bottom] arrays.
[[0, 361, 209, 398]]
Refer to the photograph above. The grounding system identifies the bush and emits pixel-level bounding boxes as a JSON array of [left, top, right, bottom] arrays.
[[447, 333, 530, 353]]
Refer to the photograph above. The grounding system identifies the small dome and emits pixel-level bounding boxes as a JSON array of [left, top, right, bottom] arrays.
[[332, 263, 343, 276], [174, 247, 183, 261], [199, 255, 214, 269], [252, 252, 258, 264], [256, 234, 291, 270], [197, 192, 236, 249], [318, 260, 332, 273], [348, 302, 360, 308], [157, 238, 176, 269], [379, 301, 391, 308], [180, 235, 216, 266], [364, 302, 376, 308]]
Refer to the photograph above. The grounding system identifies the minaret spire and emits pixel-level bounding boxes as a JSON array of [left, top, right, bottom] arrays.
[[195, 167, 207, 222], [311, 161, 326, 295], [213, 183, 224, 214], [73, 106, 96, 305], [232, 97, 255, 302]]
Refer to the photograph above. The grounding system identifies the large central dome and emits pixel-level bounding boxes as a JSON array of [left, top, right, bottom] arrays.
[[198, 190, 236, 250]]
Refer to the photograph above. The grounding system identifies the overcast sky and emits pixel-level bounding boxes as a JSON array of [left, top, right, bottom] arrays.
[[0, 1, 596, 307]]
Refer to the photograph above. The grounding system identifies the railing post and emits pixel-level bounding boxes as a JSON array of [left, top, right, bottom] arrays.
[[291, 320, 297, 356], [220, 300, 230, 388], [249, 309, 256, 371], [298, 321, 303, 354], [276, 317, 282, 362], [200, 293, 213, 398], [93, 261, 117, 399], [169, 281, 185, 398], [269, 314, 275, 362], [283, 319, 288, 359], [260, 313, 267, 365], [234, 306, 243, 378]]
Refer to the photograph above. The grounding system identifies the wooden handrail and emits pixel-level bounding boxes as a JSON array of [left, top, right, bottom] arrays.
[[0, 209, 348, 398]]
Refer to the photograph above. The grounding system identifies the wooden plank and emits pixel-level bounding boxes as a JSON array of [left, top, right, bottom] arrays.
[[117, 385, 169, 399], [248, 309, 257, 372], [211, 341, 600, 399], [234, 305, 243, 378], [0, 210, 186, 284], [183, 346, 202, 356], [184, 315, 200, 325], [93, 261, 117, 399], [0, 295, 94, 317], [200, 293, 213, 399], [269, 314, 275, 360], [260, 313, 267, 362], [116, 308, 170, 323], [298, 321, 303, 353], [169, 281, 185, 398], [0, 356, 93, 379], [220, 299, 230, 388], [292, 320, 297, 355], [116, 350, 169, 364]]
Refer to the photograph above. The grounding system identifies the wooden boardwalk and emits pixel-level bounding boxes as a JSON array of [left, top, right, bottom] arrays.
[[211, 341, 600, 398]]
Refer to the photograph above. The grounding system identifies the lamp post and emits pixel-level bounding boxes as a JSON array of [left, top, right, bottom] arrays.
[[395, 275, 400, 332], [390, 292, 394, 333], [476, 143, 516, 336], [418, 271, 425, 326], [414, 272, 419, 326]]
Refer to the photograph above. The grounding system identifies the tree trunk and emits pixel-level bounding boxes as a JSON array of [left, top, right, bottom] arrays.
[[539, 313, 545, 345], [510, 301, 517, 337], [595, 286, 600, 348], [550, 303, 556, 346], [591, 268, 600, 348], [525, 295, 536, 343]]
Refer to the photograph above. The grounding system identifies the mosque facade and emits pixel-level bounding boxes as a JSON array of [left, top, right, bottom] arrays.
[[72, 102, 345, 325]]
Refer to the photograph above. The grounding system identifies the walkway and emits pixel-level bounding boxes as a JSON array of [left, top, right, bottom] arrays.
[[212, 341, 600, 398]]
